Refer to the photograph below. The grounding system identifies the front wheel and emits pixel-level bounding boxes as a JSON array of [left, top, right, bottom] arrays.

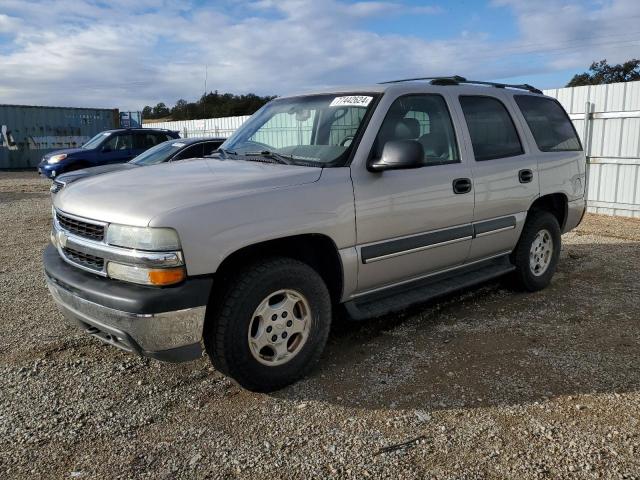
[[203, 257, 332, 392], [511, 211, 561, 292]]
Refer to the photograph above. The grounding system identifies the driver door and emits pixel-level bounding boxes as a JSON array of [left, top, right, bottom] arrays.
[[100, 133, 133, 164], [351, 93, 475, 292]]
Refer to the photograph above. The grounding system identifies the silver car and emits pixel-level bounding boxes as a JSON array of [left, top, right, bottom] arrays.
[[44, 76, 586, 391]]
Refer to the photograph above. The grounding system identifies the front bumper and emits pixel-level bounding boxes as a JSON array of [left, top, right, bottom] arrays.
[[44, 244, 213, 362], [38, 162, 59, 178]]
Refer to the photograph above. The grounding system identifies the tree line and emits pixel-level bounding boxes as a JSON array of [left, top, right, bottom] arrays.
[[567, 59, 640, 87], [142, 91, 276, 121], [142, 60, 640, 122]]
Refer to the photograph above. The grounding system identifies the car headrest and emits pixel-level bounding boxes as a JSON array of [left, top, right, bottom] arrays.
[[395, 118, 421, 139]]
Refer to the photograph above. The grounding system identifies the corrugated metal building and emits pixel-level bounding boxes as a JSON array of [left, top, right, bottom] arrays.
[[0, 105, 119, 169]]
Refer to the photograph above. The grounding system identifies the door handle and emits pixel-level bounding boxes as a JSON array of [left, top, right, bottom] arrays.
[[452, 178, 472, 194], [519, 169, 534, 183]]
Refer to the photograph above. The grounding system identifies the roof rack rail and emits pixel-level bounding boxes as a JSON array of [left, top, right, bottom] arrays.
[[379, 75, 542, 94], [379, 75, 466, 85]]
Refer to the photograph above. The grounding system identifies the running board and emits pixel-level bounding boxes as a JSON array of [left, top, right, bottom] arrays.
[[344, 256, 515, 320]]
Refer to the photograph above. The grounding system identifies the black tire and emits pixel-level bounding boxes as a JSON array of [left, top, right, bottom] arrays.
[[511, 210, 561, 292], [203, 257, 332, 392]]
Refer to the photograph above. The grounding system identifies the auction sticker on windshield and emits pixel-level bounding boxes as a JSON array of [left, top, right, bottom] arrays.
[[329, 96, 372, 107]]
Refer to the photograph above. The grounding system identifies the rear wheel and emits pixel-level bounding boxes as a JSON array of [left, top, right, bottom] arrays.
[[203, 257, 331, 392], [511, 210, 561, 292]]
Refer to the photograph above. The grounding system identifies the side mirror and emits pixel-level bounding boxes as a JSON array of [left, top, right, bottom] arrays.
[[368, 140, 424, 172]]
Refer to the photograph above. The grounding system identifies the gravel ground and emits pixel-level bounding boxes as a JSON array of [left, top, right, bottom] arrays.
[[1, 171, 640, 479]]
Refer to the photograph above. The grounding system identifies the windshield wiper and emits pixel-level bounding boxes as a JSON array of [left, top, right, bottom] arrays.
[[216, 148, 238, 158], [243, 150, 295, 165]]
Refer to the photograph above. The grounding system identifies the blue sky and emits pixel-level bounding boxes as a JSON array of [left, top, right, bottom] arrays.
[[0, 0, 639, 109]]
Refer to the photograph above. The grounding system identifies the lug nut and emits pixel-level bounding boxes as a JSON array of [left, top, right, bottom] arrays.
[[286, 320, 293, 327], [266, 326, 272, 333], [281, 311, 288, 318], [271, 314, 277, 321], [282, 332, 288, 339], [271, 335, 278, 342]]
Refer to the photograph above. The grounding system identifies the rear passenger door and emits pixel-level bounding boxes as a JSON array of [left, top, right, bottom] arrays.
[[454, 94, 539, 261]]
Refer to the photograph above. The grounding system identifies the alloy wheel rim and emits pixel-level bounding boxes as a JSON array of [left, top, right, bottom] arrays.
[[529, 229, 553, 277], [247, 289, 312, 366]]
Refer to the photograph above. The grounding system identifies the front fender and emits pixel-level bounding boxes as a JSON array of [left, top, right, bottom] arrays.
[[150, 168, 357, 277]]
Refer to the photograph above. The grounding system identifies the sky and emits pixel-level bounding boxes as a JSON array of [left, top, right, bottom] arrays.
[[0, 0, 639, 110]]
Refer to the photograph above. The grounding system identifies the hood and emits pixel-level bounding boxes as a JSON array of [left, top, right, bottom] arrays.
[[56, 163, 138, 185], [54, 158, 322, 227], [43, 147, 85, 159]]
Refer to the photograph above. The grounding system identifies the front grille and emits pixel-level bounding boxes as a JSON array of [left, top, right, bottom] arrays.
[[62, 247, 104, 271], [50, 181, 65, 194], [56, 212, 105, 241]]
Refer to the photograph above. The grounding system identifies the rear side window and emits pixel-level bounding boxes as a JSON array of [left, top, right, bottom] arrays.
[[514, 96, 582, 152], [134, 133, 163, 149], [459, 96, 524, 161]]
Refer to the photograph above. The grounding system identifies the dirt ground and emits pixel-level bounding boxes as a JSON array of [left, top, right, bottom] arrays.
[[1, 171, 639, 479]]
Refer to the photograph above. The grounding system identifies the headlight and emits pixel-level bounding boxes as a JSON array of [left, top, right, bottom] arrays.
[[107, 262, 185, 286], [106, 224, 181, 251], [48, 154, 68, 164]]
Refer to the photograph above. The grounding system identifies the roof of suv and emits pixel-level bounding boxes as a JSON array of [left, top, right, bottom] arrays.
[[288, 76, 546, 99]]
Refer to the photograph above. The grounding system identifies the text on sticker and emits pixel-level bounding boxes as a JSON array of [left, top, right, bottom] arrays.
[[330, 96, 373, 108]]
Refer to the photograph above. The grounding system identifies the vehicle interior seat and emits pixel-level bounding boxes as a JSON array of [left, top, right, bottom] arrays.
[[418, 117, 450, 162]]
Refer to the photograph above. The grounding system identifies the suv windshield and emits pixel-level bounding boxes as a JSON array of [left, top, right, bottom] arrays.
[[82, 132, 111, 150], [130, 140, 184, 166], [221, 93, 378, 166]]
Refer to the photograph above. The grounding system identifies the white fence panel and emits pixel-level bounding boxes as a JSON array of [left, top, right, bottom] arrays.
[[144, 115, 251, 139], [544, 81, 640, 218]]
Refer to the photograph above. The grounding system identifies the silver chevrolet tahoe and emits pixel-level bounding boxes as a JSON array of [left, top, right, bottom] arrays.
[[44, 76, 586, 391]]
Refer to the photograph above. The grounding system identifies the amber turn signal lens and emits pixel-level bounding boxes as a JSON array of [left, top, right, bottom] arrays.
[[148, 267, 186, 286]]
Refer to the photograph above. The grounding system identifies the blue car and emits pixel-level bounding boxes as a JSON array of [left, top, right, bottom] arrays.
[[50, 137, 226, 195], [37, 128, 180, 179]]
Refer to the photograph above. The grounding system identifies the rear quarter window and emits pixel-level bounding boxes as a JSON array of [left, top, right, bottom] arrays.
[[514, 95, 582, 152]]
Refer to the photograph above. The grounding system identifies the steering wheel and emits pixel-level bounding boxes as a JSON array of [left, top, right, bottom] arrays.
[[340, 136, 355, 147]]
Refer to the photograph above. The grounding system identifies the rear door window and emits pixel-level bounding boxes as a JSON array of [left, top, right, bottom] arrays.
[[514, 95, 582, 151], [134, 133, 164, 149], [459, 96, 524, 161]]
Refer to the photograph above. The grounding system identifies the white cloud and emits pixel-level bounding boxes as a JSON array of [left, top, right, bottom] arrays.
[[0, 0, 638, 109], [0, 14, 20, 33]]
